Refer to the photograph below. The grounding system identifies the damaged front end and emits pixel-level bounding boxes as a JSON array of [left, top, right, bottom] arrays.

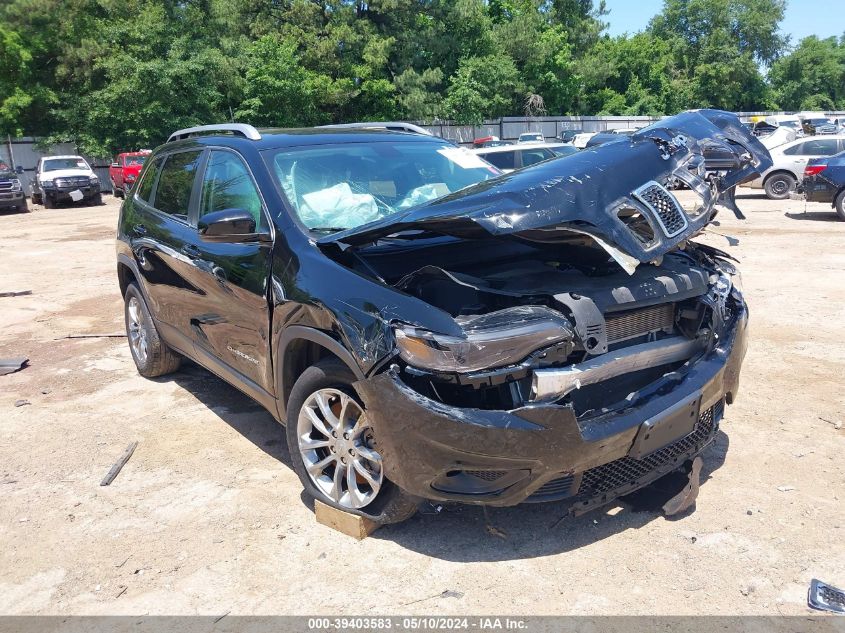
[[321, 110, 768, 511]]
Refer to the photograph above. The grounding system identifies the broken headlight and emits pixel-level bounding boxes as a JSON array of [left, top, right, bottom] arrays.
[[394, 306, 574, 373]]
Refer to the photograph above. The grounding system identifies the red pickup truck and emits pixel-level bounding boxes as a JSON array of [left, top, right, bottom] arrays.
[[109, 151, 151, 198]]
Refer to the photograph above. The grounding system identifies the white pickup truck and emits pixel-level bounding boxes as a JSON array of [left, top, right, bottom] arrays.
[[30, 155, 102, 208]]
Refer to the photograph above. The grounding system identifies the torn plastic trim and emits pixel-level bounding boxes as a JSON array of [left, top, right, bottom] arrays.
[[531, 335, 705, 403]]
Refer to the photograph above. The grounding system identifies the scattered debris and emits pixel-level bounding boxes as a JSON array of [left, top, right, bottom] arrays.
[[485, 524, 507, 539], [0, 290, 32, 298], [115, 586, 128, 599], [100, 441, 138, 486], [740, 584, 755, 597], [213, 611, 230, 624], [819, 416, 843, 430], [401, 589, 465, 606], [808, 578, 845, 614], [777, 485, 795, 492], [0, 357, 28, 376], [14, 399, 30, 407], [746, 509, 753, 516], [59, 333, 126, 340], [40, 388, 51, 395]]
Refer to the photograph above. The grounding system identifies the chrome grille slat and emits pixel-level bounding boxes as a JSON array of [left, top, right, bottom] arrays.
[[632, 181, 688, 237]]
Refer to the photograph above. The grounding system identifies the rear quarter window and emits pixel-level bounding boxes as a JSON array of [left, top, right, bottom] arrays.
[[481, 151, 516, 170], [519, 148, 554, 167]]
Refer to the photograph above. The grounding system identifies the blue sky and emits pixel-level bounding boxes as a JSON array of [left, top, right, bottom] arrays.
[[602, 0, 845, 45]]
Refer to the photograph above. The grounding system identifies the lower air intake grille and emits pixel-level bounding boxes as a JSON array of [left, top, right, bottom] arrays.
[[529, 474, 575, 501], [464, 470, 507, 482], [605, 303, 675, 345], [577, 400, 722, 498], [633, 181, 688, 237]]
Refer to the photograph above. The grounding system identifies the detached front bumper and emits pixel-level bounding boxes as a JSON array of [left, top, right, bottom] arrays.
[[356, 300, 747, 510]]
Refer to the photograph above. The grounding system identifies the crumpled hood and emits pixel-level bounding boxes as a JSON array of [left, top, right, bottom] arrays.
[[319, 109, 772, 272]]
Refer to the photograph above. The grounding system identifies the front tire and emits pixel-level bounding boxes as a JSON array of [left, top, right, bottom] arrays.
[[835, 190, 845, 221], [112, 182, 124, 199], [123, 283, 181, 378], [44, 195, 56, 209], [31, 192, 42, 205], [286, 358, 418, 525], [764, 172, 796, 200], [91, 192, 103, 205]]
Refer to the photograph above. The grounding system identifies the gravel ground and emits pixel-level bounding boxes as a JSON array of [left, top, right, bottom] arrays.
[[0, 189, 843, 616]]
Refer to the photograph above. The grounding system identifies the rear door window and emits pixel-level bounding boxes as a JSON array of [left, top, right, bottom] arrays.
[[482, 151, 516, 170], [794, 139, 840, 156], [152, 150, 202, 221], [135, 157, 163, 203]]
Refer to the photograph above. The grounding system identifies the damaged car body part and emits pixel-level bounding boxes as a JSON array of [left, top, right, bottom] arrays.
[[116, 111, 770, 524]]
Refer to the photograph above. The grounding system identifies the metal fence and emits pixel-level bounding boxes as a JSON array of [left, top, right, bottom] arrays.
[[1, 137, 113, 194], [420, 112, 845, 145]]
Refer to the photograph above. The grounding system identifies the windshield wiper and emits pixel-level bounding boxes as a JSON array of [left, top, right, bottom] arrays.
[[309, 227, 348, 233]]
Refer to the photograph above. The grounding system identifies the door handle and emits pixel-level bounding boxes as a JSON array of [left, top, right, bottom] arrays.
[[181, 244, 201, 258], [132, 224, 147, 235]]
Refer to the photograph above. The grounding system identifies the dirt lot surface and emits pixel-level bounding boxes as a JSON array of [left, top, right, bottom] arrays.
[[1, 190, 844, 616]]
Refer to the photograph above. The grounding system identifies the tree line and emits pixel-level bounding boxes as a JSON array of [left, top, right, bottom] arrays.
[[1, 0, 843, 156]]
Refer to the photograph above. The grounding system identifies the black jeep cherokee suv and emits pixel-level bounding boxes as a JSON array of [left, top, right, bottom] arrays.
[[116, 112, 771, 524]]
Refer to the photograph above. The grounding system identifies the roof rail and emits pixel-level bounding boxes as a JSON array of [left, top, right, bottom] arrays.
[[167, 123, 261, 143], [318, 122, 433, 136]]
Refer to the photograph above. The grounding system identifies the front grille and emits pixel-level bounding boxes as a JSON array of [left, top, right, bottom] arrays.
[[633, 181, 688, 237], [577, 400, 722, 498], [55, 176, 90, 187], [605, 303, 675, 345], [0, 181, 13, 192]]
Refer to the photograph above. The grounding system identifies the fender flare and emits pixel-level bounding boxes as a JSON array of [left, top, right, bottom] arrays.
[[276, 325, 366, 415]]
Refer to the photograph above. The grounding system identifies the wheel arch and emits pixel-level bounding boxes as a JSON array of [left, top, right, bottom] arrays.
[[763, 168, 799, 185], [277, 326, 366, 420]]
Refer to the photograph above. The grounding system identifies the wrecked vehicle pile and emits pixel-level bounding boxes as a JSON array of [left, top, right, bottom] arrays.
[[117, 110, 771, 524]]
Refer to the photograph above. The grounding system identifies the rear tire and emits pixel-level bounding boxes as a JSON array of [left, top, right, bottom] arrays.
[[112, 182, 124, 199], [123, 283, 181, 378], [92, 192, 103, 205], [44, 195, 56, 209], [835, 190, 845, 222], [31, 192, 42, 205], [764, 172, 796, 200], [20, 199, 30, 213], [286, 358, 418, 525]]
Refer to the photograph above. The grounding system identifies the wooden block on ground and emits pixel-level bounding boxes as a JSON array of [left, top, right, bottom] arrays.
[[315, 499, 380, 539]]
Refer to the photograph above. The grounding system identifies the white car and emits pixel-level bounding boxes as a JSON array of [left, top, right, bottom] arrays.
[[744, 135, 845, 199], [471, 144, 556, 172], [30, 155, 102, 208], [572, 132, 597, 148], [517, 132, 544, 144]]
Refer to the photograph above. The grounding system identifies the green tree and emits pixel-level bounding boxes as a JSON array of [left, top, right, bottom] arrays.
[[444, 54, 523, 124], [769, 36, 845, 110]]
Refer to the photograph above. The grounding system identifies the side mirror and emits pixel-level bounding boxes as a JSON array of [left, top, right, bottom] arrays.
[[14, 166, 23, 174], [198, 208, 260, 242], [111, 162, 119, 168]]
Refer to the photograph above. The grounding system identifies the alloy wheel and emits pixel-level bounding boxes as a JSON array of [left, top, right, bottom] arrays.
[[297, 388, 383, 509], [126, 296, 149, 364]]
